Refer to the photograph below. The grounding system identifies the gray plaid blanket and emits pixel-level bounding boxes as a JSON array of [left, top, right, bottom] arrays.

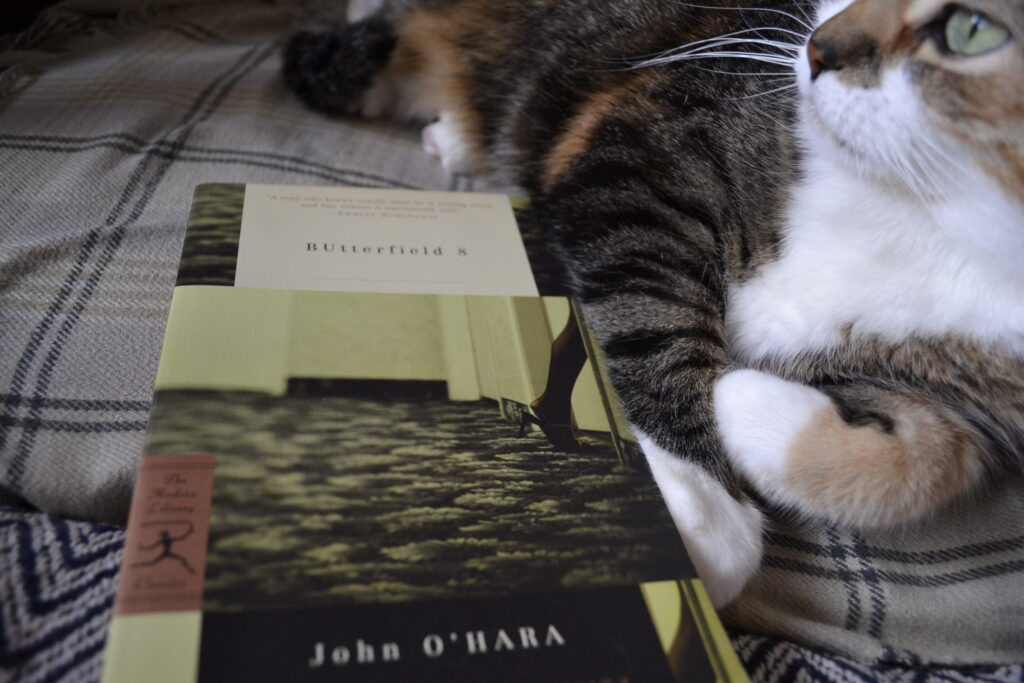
[[0, 0, 1021, 676]]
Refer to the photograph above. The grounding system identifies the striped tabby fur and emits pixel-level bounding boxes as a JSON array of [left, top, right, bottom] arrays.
[[283, 0, 1024, 605]]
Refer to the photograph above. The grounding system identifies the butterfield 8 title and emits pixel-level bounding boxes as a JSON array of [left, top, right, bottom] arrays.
[[306, 242, 469, 257], [308, 624, 566, 669]]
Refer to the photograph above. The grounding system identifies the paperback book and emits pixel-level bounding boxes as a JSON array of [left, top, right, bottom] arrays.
[[100, 183, 747, 683]]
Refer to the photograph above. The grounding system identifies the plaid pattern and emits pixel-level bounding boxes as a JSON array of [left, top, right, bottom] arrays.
[[728, 490, 1024, 665], [0, 0, 457, 524], [0, 0, 1021, 673], [0, 507, 1020, 683]]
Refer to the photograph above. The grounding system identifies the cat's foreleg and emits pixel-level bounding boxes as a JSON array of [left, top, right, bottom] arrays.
[[536, 65, 784, 605], [556, 213, 767, 605], [570, 281, 765, 605], [715, 369, 987, 527]]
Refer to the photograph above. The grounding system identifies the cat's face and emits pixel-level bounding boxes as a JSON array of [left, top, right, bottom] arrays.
[[796, 0, 1024, 203]]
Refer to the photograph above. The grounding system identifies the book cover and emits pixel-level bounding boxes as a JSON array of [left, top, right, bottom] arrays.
[[100, 183, 747, 683]]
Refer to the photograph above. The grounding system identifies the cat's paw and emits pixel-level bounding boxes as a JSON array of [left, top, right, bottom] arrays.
[[422, 115, 476, 174], [714, 369, 832, 505], [638, 432, 764, 607]]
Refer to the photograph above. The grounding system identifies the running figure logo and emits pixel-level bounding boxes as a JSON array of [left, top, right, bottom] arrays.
[[132, 521, 196, 574]]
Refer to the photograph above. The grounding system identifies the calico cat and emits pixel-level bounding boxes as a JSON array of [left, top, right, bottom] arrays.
[[283, 0, 1024, 606]]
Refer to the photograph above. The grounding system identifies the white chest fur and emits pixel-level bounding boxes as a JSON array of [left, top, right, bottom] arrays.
[[726, 156, 1024, 364]]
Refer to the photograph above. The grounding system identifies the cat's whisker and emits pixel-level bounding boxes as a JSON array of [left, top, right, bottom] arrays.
[[694, 37, 803, 54], [908, 160, 942, 199], [910, 144, 949, 187], [623, 26, 804, 67], [693, 66, 795, 77], [699, 26, 808, 43], [754, 76, 798, 85], [667, 1, 815, 32], [607, 26, 783, 64], [637, 48, 799, 70], [790, 0, 818, 29], [659, 36, 804, 59], [889, 147, 944, 204], [916, 136, 966, 186], [920, 137, 959, 169], [916, 142, 964, 195], [726, 82, 798, 101], [889, 155, 923, 198], [880, 129, 962, 200]]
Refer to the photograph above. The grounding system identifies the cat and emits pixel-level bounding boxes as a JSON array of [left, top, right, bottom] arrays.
[[283, 0, 1024, 606]]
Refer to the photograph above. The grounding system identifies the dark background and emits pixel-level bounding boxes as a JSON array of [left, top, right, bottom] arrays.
[[2, 1, 62, 36]]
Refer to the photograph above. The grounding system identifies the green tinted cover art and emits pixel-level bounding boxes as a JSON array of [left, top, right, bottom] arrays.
[[101, 184, 747, 683]]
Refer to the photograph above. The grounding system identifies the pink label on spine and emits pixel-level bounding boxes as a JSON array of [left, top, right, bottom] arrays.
[[114, 454, 216, 616]]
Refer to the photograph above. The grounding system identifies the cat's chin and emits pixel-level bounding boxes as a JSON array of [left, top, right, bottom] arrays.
[[796, 80, 881, 183], [635, 432, 765, 607], [793, 54, 877, 184], [797, 103, 934, 203], [797, 64, 962, 201]]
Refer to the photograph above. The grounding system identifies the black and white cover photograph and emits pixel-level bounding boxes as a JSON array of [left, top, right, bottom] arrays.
[[146, 286, 693, 612]]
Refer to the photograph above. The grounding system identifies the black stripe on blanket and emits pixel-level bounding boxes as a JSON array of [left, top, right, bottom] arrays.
[[0, 416, 148, 434], [0, 394, 151, 413], [0, 42, 275, 491], [0, 134, 419, 189]]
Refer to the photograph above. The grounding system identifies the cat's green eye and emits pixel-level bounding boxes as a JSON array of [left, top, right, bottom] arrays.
[[944, 7, 1011, 55]]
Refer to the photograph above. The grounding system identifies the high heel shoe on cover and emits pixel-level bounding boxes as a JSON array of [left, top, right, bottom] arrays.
[[517, 408, 580, 453]]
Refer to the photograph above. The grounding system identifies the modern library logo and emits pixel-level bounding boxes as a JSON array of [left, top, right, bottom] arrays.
[[114, 454, 215, 615]]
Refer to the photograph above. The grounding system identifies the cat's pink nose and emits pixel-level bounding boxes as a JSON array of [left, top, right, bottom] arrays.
[[807, 39, 826, 80]]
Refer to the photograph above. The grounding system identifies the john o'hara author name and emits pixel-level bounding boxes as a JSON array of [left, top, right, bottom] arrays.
[[308, 624, 566, 668], [306, 243, 468, 257]]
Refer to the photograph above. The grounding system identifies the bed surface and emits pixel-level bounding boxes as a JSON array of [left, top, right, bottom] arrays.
[[0, 1, 1021, 680]]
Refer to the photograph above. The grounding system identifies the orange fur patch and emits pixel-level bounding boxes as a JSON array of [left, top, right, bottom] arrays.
[[542, 72, 660, 192], [784, 403, 983, 527], [814, 0, 916, 87], [988, 142, 1024, 203], [391, 3, 511, 170]]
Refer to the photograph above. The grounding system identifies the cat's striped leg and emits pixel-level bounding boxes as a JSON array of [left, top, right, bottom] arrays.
[[715, 369, 987, 528], [541, 138, 771, 606], [545, 213, 768, 605], [532, 43, 799, 604]]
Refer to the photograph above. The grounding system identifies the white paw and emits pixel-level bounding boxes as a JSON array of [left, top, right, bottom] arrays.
[[347, 0, 385, 24], [714, 369, 831, 499], [638, 432, 764, 607], [422, 114, 476, 174]]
